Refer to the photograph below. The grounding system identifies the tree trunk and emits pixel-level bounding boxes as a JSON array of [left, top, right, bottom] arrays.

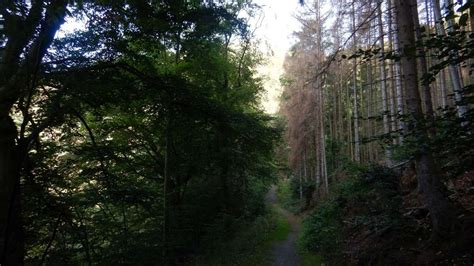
[[395, 0, 458, 237], [303, 151, 308, 182], [411, 0, 435, 119], [378, 1, 392, 164], [319, 87, 328, 193], [366, 21, 374, 162], [387, 0, 399, 146], [432, 0, 469, 117], [392, 0, 406, 144], [439, 68, 448, 109], [162, 115, 170, 263], [0, 115, 23, 265], [352, 2, 361, 162], [0, 2, 68, 263], [299, 166, 303, 201], [470, 4, 474, 85]]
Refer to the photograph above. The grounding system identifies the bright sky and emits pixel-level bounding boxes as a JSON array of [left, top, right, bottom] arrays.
[[249, 0, 302, 114]]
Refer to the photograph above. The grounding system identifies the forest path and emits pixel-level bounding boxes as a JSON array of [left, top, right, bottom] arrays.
[[265, 185, 301, 266]]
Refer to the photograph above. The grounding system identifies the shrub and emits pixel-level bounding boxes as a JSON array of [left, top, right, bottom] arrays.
[[300, 164, 402, 263]]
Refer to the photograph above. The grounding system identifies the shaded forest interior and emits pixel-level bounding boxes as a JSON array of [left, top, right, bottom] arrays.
[[0, 0, 473, 265]]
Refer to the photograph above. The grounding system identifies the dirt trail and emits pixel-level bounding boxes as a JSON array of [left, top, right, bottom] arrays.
[[265, 185, 301, 266]]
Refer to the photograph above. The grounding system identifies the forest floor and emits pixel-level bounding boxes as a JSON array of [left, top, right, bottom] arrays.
[[192, 184, 323, 266], [265, 184, 322, 266], [265, 185, 301, 266]]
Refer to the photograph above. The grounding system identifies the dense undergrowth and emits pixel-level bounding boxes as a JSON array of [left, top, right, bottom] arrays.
[[282, 103, 474, 264], [298, 163, 474, 264], [301, 165, 405, 263], [192, 205, 291, 266], [276, 177, 315, 213]]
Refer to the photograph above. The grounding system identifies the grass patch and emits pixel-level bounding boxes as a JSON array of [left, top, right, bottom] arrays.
[[193, 205, 292, 266], [277, 179, 292, 205], [297, 222, 324, 266], [276, 179, 301, 212], [193, 213, 273, 266], [268, 210, 291, 242], [300, 250, 324, 266]]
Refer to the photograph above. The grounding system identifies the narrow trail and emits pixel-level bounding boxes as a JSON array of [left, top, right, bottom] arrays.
[[265, 185, 301, 266]]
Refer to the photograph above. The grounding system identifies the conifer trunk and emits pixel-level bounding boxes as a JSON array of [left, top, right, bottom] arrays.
[[387, 0, 399, 145], [377, 0, 392, 164], [411, 0, 435, 119], [395, 0, 458, 237], [432, 0, 469, 117], [392, 0, 406, 143], [352, 2, 361, 162]]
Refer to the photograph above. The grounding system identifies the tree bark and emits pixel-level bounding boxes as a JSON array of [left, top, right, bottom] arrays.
[[0, 2, 68, 263], [411, 0, 435, 120], [0, 115, 23, 264], [319, 86, 328, 193], [432, 0, 469, 117], [392, 0, 406, 144], [377, 0, 392, 164], [352, 2, 361, 162], [470, 4, 474, 85], [395, 0, 458, 237], [387, 0, 399, 146]]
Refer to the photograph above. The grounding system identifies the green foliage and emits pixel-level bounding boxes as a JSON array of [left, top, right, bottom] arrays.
[[19, 1, 279, 264], [268, 211, 292, 242], [300, 198, 343, 259], [301, 165, 402, 263], [195, 214, 273, 266], [431, 105, 474, 178], [325, 137, 352, 176], [299, 250, 324, 266], [277, 178, 300, 211], [276, 177, 315, 213], [390, 100, 474, 177], [194, 205, 287, 266]]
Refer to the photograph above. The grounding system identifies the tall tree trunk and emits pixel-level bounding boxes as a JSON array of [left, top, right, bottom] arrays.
[[367, 60, 373, 162], [347, 85, 354, 160], [366, 20, 374, 163], [411, 0, 435, 119], [395, 0, 458, 237], [162, 115, 170, 263], [314, 130, 321, 193], [432, 0, 469, 117], [0, 2, 68, 263], [392, 0, 406, 143], [387, 0, 399, 146], [352, 2, 361, 162], [303, 151, 308, 182], [299, 165, 303, 200], [0, 115, 23, 264], [470, 4, 474, 85], [424, 0, 446, 111], [378, 0, 392, 164], [319, 87, 328, 193]]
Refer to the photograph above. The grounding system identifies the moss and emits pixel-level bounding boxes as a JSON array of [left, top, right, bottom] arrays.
[[268, 213, 291, 241]]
